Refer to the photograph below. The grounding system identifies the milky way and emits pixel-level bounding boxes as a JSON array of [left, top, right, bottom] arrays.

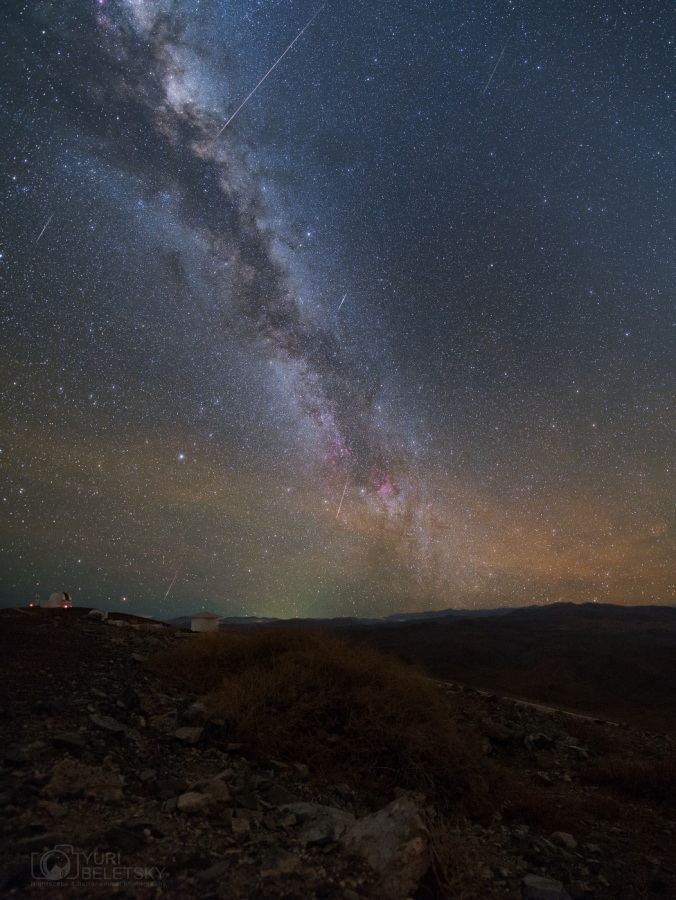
[[1, 0, 673, 617]]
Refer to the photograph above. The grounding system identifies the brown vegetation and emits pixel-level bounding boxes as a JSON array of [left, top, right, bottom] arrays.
[[152, 628, 497, 818], [148, 622, 676, 897], [581, 753, 676, 809]]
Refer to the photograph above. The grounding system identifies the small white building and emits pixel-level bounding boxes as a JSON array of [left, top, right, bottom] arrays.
[[41, 592, 72, 609], [190, 611, 220, 633]]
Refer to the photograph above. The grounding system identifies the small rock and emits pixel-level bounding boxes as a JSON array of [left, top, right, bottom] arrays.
[[260, 848, 301, 877], [262, 783, 297, 806], [523, 873, 572, 900], [42, 757, 124, 802], [481, 719, 514, 743], [232, 788, 260, 810], [156, 777, 189, 800], [198, 861, 229, 881], [39, 801, 67, 820], [334, 783, 352, 798], [206, 719, 234, 742], [231, 815, 250, 836], [51, 733, 88, 751], [90, 713, 126, 733], [279, 812, 297, 829], [283, 802, 355, 846], [122, 817, 165, 837], [177, 791, 213, 814], [179, 702, 210, 726], [551, 831, 578, 850], [16, 832, 70, 853], [203, 779, 230, 803], [567, 745, 590, 760], [4, 749, 31, 767], [235, 808, 263, 825], [173, 726, 204, 745]]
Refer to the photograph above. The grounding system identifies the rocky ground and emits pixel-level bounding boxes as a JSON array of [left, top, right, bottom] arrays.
[[0, 606, 674, 899]]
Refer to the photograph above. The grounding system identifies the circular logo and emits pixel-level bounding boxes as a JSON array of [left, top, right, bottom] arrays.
[[40, 849, 71, 881]]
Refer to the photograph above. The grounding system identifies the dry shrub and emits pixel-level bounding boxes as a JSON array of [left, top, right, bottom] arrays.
[[152, 628, 494, 816], [497, 773, 583, 831], [579, 789, 626, 821], [424, 813, 486, 899], [580, 753, 676, 808]]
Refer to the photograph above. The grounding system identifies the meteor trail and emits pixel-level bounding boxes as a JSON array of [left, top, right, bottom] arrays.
[[482, 37, 510, 95], [337, 293, 347, 311], [211, 5, 324, 142], [162, 569, 180, 602], [336, 476, 349, 518], [35, 213, 53, 244]]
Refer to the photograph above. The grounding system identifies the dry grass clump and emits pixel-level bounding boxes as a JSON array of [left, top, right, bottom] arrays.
[[153, 628, 494, 816], [496, 773, 585, 831], [497, 774, 554, 827], [424, 812, 486, 899], [580, 753, 676, 808]]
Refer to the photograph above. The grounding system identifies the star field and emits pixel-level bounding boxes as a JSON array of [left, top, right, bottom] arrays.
[[1, 0, 673, 617]]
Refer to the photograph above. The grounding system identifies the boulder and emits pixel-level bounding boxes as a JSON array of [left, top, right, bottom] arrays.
[[341, 798, 429, 899]]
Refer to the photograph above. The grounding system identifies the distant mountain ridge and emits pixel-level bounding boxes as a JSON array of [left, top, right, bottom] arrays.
[[164, 606, 515, 629], [165, 601, 675, 630]]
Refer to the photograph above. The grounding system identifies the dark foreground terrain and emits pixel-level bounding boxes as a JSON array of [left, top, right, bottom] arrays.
[[343, 603, 676, 737], [0, 606, 674, 899]]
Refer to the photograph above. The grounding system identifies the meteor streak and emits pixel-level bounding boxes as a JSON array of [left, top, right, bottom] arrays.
[[35, 213, 53, 244], [163, 569, 180, 602], [211, 5, 325, 142], [336, 476, 349, 518], [337, 293, 347, 311], [482, 37, 510, 95]]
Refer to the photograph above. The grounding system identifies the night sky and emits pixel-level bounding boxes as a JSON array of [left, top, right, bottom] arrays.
[[1, 0, 673, 618]]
